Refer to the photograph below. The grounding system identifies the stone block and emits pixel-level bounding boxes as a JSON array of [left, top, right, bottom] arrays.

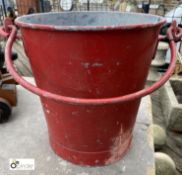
[[160, 78, 182, 132]]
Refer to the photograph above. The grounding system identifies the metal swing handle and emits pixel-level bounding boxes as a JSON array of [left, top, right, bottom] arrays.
[[1, 23, 180, 105]]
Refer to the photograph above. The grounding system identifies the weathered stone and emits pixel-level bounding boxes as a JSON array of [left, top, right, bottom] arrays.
[[155, 152, 176, 175], [167, 131, 182, 157], [153, 124, 166, 150], [160, 78, 182, 132], [151, 42, 169, 67]]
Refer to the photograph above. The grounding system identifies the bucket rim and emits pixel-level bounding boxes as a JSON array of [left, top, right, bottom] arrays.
[[15, 11, 166, 31]]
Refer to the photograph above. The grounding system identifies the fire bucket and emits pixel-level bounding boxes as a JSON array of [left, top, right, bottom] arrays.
[[0, 12, 181, 166]]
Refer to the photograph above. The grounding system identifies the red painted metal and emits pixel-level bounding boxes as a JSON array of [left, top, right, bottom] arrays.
[[3, 25, 178, 105], [1, 12, 179, 166], [0, 27, 9, 38]]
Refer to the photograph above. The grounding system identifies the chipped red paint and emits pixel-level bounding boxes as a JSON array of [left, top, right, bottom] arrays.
[[1, 12, 179, 166]]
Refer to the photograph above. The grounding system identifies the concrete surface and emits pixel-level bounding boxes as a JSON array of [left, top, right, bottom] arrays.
[[160, 78, 182, 132], [147, 67, 162, 83], [0, 78, 155, 175], [151, 83, 182, 175], [151, 42, 168, 67]]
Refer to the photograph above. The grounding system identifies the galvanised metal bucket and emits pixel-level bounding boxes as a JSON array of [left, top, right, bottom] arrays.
[[0, 12, 180, 166]]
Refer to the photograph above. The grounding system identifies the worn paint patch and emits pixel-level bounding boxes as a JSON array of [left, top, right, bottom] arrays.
[[104, 126, 132, 165], [72, 111, 79, 116], [95, 160, 99, 164], [81, 62, 103, 69], [116, 62, 121, 66], [96, 139, 103, 145], [96, 88, 101, 95], [92, 63, 103, 67], [46, 109, 50, 114], [82, 62, 90, 69]]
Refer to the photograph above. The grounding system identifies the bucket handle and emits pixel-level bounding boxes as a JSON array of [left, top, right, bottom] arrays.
[[2, 24, 180, 105]]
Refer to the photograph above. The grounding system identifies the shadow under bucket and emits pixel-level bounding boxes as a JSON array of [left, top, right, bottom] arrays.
[[14, 12, 165, 166]]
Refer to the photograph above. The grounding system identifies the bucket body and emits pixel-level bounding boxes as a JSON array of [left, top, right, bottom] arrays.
[[15, 12, 165, 166]]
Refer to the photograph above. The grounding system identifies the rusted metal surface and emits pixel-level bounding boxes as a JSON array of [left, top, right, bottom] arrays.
[[0, 84, 16, 106], [0, 12, 179, 166]]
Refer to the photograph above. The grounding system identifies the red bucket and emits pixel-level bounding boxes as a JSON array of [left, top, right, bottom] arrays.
[[1, 12, 180, 166]]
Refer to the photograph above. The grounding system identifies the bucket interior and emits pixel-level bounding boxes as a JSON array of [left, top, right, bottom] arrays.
[[16, 12, 164, 28]]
